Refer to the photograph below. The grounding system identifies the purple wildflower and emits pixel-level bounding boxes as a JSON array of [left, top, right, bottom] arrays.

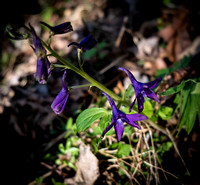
[[102, 92, 148, 142], [51, 70, 69, 114], [29, 24, 51, 84], [68, 34, 97, 52], [40, 21, 73, 35], [118, 67, 162, 113]]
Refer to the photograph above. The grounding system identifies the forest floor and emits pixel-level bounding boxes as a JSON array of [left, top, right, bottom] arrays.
[[0, 0, 200, 184]]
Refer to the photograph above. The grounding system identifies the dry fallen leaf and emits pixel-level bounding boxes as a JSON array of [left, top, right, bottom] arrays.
[[65, 142, 99, 185]]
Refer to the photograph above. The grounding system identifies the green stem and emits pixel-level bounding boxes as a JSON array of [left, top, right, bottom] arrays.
[[77, 49, 84, 71], [52, 64, 67, 68], [69, 83, 92, 89], [48, 32, 53, 46], [41, 40, 123, 102]]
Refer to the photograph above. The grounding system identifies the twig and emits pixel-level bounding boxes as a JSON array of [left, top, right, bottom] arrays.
[[143, 161, 180, 181], [145, 122, 160, 185], [99, 149, 132, 167], [115, 16, 128, 47], [99, 54, 128, 75], [28, 171, 52, 185]]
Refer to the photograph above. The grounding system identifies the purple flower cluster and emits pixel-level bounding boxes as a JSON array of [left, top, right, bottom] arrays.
[[118, 67, 162, 113], [27, 21, 161, 141], [101, 68, 162, 141], [102, 92, 148, 142], [29, 21, 97, 114]]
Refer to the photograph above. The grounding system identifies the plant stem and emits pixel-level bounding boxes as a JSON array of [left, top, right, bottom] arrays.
[[41, 40, 123, 102], [69, 83, 92, 89], [77, 49, 84, 71]]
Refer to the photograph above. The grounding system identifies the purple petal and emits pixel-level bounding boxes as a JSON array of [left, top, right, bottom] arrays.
[[143, 78, 162, 89], [118, 67, 138, 85], [137, 93, 144, 113], [62, 70, 68, 90], [114, 119, 124, 142], [129, 97, 136, 113], [144, 88, 160, 103], [102, 92, 118, 115], [79, 34, 97, 51], [34, 57, 51, 84], [126, 113, 148, 122], [125, 113, 148, 129], [46, 58, 51, 75], [129, 88, 141, 112], [127, 121, 141, 129], [102, 120, 115, 138], [34, 58, 46, 84], [51, 88, 69, 114], [29, 23, 45, 53]]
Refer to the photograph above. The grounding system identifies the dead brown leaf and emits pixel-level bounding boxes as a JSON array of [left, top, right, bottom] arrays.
[[65, 143, 99, 185]]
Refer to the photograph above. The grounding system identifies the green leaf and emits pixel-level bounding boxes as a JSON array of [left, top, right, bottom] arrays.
[[65, 117, 73, 130], [109, 143, 119, 149], [186, 96, 197, 134], [124, 125, 134, 136], [118, 162, 129, 177], [178, 81, 200, 134], [35, 176, 43, 183], [83, 48, 97, 60], [192, 83, 200, 121], [58, 143, 66, 154], [156, 56, 191, 77], [98, 41, 106, 50], [158, 106, 173, 120], [92, 126, 102, 135], [124, 84, 134, 99], [117, 144, 131, 158], [142, 101, 153, 118], [76, 108, 107, 132], [162, 80, 186, 95], [98, 111, 112, 131], [163, 0, 171, 6]]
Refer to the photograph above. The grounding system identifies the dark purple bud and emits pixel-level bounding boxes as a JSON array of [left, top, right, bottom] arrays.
[[51, 71, 69, 114], [34, 57, 51, 84], [29, 23, 46, 56], [68, 34, 97, 52], [40, 21, 73, 35], [29, 24, 51, 83]]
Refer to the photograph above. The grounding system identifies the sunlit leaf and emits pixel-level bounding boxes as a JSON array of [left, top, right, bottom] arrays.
[[117, 144, 131, 158], [158, 106, 173, 120], [142, 101, 154, 118], [76, 107, 107, 132], [98, 111, 112, 131], [65, 117, 73, 130], [162, 80, 186, 95]]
